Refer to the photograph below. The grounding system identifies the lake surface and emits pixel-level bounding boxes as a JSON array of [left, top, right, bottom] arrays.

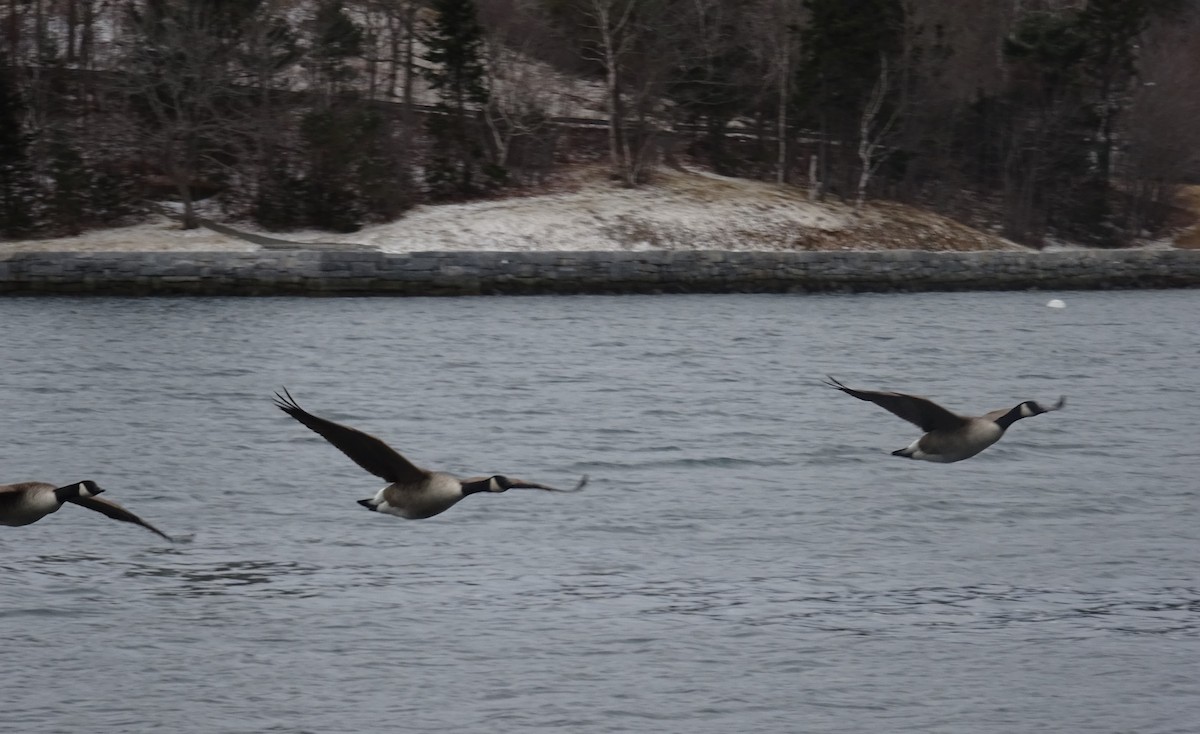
[[1, 291, 1198, 734]]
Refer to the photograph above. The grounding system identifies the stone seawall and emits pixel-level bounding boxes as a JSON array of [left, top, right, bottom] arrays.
[[1, 249, 1198, 296]]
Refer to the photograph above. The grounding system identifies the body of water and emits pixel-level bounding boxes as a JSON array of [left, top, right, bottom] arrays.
[[1, 291, 1198, 733]]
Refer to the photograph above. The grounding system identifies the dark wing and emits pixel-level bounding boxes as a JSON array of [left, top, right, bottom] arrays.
[[66, 496, 172, 541], [823, 376, 967, 432], [273, 389, 428, 484], [505, 475, 589, 492]]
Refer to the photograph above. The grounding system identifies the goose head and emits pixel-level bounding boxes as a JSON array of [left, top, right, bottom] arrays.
[[71, 480, 104, 498], [475, 475, 588, 493], [1019, 396, 1066, 418], [490, 476, 551, 492]]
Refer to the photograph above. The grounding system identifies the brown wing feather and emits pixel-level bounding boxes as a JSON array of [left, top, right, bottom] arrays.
[[67, 496, 172, 541], [273, 389, 428, 484], [824, 376, 967, 432]]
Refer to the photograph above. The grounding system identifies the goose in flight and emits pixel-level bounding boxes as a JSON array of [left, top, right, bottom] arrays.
[[274, 389, 586, 519], [824, 376, 1065, 463], [0, 480, 172, 540]]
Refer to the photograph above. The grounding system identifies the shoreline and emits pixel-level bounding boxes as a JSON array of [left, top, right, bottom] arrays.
[[1, 249, 1198, 296]]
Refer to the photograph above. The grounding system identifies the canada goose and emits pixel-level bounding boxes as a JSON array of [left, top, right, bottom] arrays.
[[824, 376, 1065, 463], [0, 480, 172, 540], [273, 389, 587, 520]]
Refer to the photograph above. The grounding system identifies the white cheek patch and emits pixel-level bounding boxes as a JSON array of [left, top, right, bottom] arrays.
[[1020, 403, 1036, 417], [78, 483, 93, 497], [489, 477, 500, 492]]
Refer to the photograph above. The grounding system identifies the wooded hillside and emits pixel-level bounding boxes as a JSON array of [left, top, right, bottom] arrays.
[[2, 0, 1198, 247]]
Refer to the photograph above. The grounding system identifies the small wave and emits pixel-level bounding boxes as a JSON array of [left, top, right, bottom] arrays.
[[571, 456, 791, 471], [0, 606, 76, 619], [126, 558, 320, 598]]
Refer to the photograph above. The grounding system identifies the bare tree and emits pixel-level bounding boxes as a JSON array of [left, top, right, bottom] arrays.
[[349, 0, 422, 189], [855, 54, 900, 208], [479, 16, 573, 184], [119, 2, 257, 228], [548, 0, 681, 186], [357, 0, 421, 103], [754, 0, 805, 184], [587, 0, 638, 185]]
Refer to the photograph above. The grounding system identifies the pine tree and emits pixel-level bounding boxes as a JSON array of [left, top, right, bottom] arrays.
[[1077, 0, 1152, 187], [799, 0, 904, 197], [353, 107, 416, 222], [0, 56, 38, 237], [309, 0, 363, 95], [301, 107, 366, 232], [422, 0, 497, 198], [254, 154, 309, 231], [47, 132, 91, 236]]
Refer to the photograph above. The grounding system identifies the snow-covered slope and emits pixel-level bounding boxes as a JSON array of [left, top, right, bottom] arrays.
[[5, 167, 1029, 253]]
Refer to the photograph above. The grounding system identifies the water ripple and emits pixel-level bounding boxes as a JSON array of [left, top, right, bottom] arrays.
[[1, 291, 1198, 734]]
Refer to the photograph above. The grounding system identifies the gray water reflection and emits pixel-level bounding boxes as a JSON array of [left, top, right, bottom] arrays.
[[1, 291, 1198, 734]]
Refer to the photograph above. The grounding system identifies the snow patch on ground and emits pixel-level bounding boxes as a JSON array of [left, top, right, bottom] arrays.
[[4, 215, 258, 253], [299, 169, 858, 253], [3, 168, 1034, 253]]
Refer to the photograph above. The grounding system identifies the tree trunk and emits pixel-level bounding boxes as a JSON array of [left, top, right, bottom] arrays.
[[66, 0, 77, 63], [6, 0, 20, 58], [776, 42, 789, 184], [808, 154, 819, 201], [401, 3, 416, 159], [80, 0, 94, 67], [592, 0, 636, 186], [855, 56, 889, 210], [602, 32, 631, 185], [174, 178, 199, 230]]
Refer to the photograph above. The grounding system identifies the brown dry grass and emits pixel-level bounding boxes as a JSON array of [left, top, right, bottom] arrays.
[[1172, 185, 1200, 249]]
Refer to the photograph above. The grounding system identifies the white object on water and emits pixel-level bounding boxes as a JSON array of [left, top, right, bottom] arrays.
[[1046, 299, 1066, 309]]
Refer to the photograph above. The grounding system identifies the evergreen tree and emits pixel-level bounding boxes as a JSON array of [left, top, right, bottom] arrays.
[[254, 154, 309, 231], [87, 163, 143, 227], [1076, 0, 1153, 187], [46, 132, 91, 236], [799, 0, 905, 196], [301, 107, 366, 232], [422, 0, 497, 198], [295, 104, 415, 232], [353, 107, 416, 222], [309, 0, 363, 95], [0, 57, 38, 237], [1000, 10, 1094, 244], [801, 0, 904, 117], [666, 6, 753, 175]]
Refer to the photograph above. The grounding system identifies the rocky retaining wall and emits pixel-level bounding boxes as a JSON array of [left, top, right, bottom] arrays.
[[1, 249, 1198, 296]]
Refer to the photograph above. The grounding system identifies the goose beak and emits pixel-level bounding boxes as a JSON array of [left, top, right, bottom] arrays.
[[510, 475, 589, 492]]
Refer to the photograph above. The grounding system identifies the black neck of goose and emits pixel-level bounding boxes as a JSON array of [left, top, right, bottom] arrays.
[[993, 405, 1027, 431], [461, 478, 493, 496], [53, 483, 83, 503]]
